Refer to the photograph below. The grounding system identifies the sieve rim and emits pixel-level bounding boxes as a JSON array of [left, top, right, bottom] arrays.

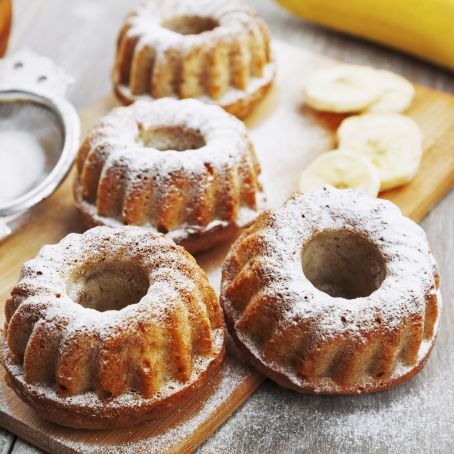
[[0, 87, 80, 217]]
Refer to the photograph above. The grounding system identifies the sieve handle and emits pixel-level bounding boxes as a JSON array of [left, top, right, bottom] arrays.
[[0, 48, 74, 97]]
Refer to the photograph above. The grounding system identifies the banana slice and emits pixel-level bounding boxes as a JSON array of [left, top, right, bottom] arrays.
[[367, 70, 415, 113], [304, 65, 414, 113], [337, 113, 422, 191], [303, 65, 382, 113], [299, 149, 381, 196]]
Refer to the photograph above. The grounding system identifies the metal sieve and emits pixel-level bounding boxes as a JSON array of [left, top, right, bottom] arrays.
[[0, 49, 80, 238]]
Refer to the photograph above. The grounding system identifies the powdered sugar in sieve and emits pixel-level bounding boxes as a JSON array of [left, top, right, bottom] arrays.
[[0, 49, 80, 238]]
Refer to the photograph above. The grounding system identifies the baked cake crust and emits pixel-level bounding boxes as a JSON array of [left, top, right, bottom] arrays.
[[1, 227, 225, 428], [74, 98, 265, 254], [221, 187, 441, 394], [113, 0, 275, 118]]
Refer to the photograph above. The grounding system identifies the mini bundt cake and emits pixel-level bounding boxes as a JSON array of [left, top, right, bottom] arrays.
[[74, 98, 265, 254], [1, 227, 225, 429], [221, 187, 441, 394], [113, 0, 275, 119]]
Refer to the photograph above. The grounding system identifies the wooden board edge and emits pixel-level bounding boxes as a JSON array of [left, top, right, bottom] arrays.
[[0, 393, 78, 454], [171, 372, 265, 454]]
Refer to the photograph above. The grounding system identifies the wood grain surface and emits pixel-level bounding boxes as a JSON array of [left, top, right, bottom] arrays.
[[1, 0, 454, 453]]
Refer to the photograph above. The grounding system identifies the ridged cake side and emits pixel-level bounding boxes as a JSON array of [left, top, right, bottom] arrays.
[[221, 188, 440, 394], [74, 99, 265, 253], [113, 0, 274, 117], [1, 227, 225, 428]]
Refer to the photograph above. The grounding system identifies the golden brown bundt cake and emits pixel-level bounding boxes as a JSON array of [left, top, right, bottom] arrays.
[[1, 227, 225, 429], [74, 98, 265, 254], [221, 186, 441, 394], [113, 0, 275, 119]]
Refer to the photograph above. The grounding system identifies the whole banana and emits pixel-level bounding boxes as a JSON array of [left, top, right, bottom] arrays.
[[276, 0, 454, 71]]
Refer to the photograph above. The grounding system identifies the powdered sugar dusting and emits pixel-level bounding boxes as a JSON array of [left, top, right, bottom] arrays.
[[114, 0, 275, 107], [126, 0, 256, 52], [116, 63, 276, 109], [2, 226, 226, 425], [221, 186, 439, 393], [1, 329, 224, 411], [0, 130, 47, 203], [75, 97, 265, 243], [200, 334, 451, 453], [0, 338, 259, 453]]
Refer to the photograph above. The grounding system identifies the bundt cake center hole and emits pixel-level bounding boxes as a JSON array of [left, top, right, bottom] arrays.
[[301, 230, 386, 299], [162, 15, 220, 35], [138, 125, 206, 152], [67, 263, 149, 312]]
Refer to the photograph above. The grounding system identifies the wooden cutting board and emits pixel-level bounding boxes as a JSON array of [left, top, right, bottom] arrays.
[[0, 41, 453, 453]]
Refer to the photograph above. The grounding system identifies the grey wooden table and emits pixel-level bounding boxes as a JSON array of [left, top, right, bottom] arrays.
[[1, 1, 453, 453]]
